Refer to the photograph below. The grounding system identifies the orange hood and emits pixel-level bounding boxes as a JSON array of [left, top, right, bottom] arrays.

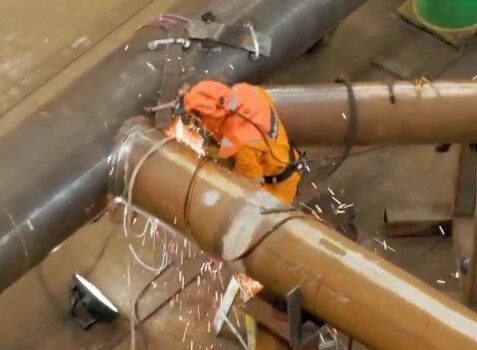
[[184, 80, 271, 158]]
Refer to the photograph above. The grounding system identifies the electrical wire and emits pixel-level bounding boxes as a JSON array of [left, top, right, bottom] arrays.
[[309, 75, 358, 183]]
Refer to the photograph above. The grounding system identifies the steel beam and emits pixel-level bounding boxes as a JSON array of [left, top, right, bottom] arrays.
[[112, 124, 477, 350], [268, 80, 477, 146], [0, 0, 366, 292]]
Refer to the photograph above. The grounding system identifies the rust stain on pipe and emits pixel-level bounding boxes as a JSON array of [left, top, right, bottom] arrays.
[[111, 124, 477, 350], [267, 80, 477, 145]]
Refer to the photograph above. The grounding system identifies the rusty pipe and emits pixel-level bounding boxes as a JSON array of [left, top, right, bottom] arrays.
[[267, 80, 477, 145], [111, 123, 477, 350]]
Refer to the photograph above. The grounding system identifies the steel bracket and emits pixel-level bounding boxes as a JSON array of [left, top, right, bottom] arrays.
[[287, 286, 321, 349]]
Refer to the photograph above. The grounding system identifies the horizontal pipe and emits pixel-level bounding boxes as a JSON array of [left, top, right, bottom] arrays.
[[268, 80, 477, 145], [112, 124, 477, 350], [0, 0, 366, 292]]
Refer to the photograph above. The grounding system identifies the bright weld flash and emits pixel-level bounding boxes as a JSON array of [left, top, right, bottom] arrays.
[[166, 117, 206, 156]]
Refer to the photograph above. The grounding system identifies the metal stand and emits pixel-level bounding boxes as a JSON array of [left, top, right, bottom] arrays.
[[241, 287, 331, 349]]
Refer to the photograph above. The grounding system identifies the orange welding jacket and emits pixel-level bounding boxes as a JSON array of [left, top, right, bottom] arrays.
[[184, 80, 300, 204]]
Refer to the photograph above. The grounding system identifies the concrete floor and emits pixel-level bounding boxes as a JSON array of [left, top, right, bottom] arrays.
[[1, 0, 477, 349]]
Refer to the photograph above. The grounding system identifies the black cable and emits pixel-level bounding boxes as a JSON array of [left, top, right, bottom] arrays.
[[37, 226, 115, 314], [310, 74, 359, 183], [36, 225, 149, 350]]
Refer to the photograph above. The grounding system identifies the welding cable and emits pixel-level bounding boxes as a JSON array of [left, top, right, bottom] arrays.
[[183, 155, 211, 231], [226, 214, 312, 261], [233, 111, 294, 166], [127, 242, 169, 273], [307, 146, 381, 163], [36, 222, 116, 319], [123, 135, 175, 274], [132, 247, 170, 323], [181, 153, 318, 262], [180, 137, 321, 262], [309, 74, 358, 183], [124, 135, 174, 238]]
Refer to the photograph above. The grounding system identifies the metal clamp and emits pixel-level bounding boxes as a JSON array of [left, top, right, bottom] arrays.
[[244, 22, 260, 61], [147, 38, 191, 50], [287, 286, 322, 349]]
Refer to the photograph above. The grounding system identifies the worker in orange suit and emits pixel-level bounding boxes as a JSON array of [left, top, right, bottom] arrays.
[[182, 80, 305, 205]]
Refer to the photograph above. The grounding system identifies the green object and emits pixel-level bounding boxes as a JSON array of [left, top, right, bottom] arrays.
[[414, 0, 477, 30]]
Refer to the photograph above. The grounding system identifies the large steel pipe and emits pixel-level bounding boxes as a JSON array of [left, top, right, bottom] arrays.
[[0, 0, 366, 292], [269, 80, 477, 145], [112, 124, 477, 350]]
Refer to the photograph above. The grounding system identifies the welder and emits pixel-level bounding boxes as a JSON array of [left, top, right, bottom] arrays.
[[181, 80, 305, 205]]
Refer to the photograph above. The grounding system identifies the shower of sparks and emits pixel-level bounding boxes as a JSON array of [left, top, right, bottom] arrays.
[[436, 279, 446, 285], [327, 187, 335, 196], [166, 117, 206, 156], [341, 112, 347, 120], [338, 203, 354, 209], [373, 237, 396, 253], [299, 201, 323, 220], [146, 61, 156, 71], [332, 196, 341, 205], [182, 322, 189, 342], [235, 273, 263, 301], [26, 219, 34, 231], [438, 225, 446, 236]]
